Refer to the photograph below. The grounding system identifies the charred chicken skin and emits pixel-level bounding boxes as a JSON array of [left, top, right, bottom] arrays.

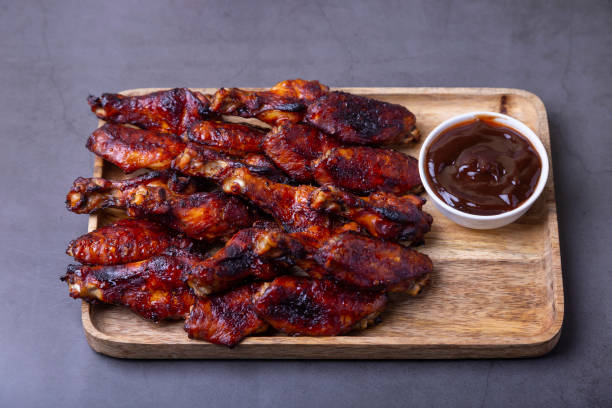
[[221, 167, 331, 234], [61, 250, 196, 321], [309, 186, 433, 243], [87, 123, 186, 173], [66, 219, 191, 265], [65, 171, 253, 241], [209, 79, 328, 126], [184, 283, 269, 347], [262, 123, 422, 194], [253, 276, 388, 336], [262, 123, 340, 183], [185, 120, 266, 155], [306, 91, 419, 145], [186, 223, 286, 297], [87, 88, 211, 135], [172, 142, 291, 184], [312, 146, 422, 195], [312, 232, 432, 294]]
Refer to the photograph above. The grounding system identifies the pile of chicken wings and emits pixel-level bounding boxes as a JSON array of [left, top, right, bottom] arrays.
[[62, 80, 434, 347]]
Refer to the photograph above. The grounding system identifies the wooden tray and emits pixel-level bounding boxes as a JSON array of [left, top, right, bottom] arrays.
[[81, 87, 563, 359]]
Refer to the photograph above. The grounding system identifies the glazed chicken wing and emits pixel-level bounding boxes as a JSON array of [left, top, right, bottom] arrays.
[[263, 123, 340, 183], [61, 250, 196, 321], [221, 167, 331, 233], [253, 276, 388, 336], [66, 171, 253, 241], [172, 142, 291, 184], [87, 88, 211, 135], [184, 283, 269, 347], [87, 123, 186, 173], [312, 146, 422, 195], [185, 120, 266, 155], [252, 227, 432, 294], [186, 224, 286, 297], [313, 232, 432, 294], [209, 79, 328, 126], [66, 219, 191, 265], [309, 186, 433, 243], [306, 91, 419, 145]]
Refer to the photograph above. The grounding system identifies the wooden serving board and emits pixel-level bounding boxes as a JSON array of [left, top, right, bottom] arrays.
[[81, 87, 563, 359]]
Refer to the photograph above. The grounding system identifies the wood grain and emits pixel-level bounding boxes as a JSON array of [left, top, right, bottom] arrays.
[[78, 87, 563, 359]]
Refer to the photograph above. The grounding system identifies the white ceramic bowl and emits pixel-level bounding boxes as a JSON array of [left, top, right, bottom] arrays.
[[418, 111, 549, 229]]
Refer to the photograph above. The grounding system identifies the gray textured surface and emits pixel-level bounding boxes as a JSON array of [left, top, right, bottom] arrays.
[[1, 0, 611, 406]]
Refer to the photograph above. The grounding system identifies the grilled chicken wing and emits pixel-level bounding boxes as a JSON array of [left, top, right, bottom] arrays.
[[219, 165, 431, 244], [66, 171, 253, 241], [221, 167, 331, 233], [312, 232, 432, 294], [253, 276, 387, 336], [185, 120, 266, 155], [87, 88, 211, 135], [306, 91, 419, 145], [87, 123, 186, 173], [312, 146, 422, 195], [172, 142, 290, 183], [186, 224, 286, 297], [66, 219, 191, 265], [263, 123, 340, 182], [253, 228, 431, 294], [209, 79, 328, 126], [309, 186, 432, 243], [61, 250, 196, 321], [184, 283, 269, 347]]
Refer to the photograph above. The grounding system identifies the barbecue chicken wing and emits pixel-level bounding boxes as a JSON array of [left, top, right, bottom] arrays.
[[186, 223, 286, 297], [253, 228, 431, 294], [263, 124, 420, 193], [312, 146, 422, 195], [306, 91, 419, 145], [61, 250, 196, 321], [262, 123, 340, 183], [66, 219, 191, 265], [184, 283, 269, 347], [253, 276, 387, 336], [87, 88, 211, 135], [66, 171, 253, 241], [172, 142, 290, 184], [209, 79, 328, 126], [221, 167, 331, 233], [87, 123, 186, 173], [309, 186, 433, 243], [220, 166, 431, 244], [313, 232, 432, 294], [185, 120, 266, 155]]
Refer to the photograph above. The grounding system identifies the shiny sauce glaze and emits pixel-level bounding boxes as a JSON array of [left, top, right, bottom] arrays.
[[425, 116, 542, 215]]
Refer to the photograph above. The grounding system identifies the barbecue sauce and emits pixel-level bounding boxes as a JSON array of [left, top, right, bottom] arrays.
[[425, 116, 542, 216]]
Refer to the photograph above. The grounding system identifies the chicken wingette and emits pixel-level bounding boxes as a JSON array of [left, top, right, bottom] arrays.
[[66, 219, 191, 265]]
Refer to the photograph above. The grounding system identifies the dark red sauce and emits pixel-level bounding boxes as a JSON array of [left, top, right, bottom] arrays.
[[425, 116, 542, 216]]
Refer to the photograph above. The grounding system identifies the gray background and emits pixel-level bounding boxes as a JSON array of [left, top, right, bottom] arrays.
[[1, 0, 610, 406]]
